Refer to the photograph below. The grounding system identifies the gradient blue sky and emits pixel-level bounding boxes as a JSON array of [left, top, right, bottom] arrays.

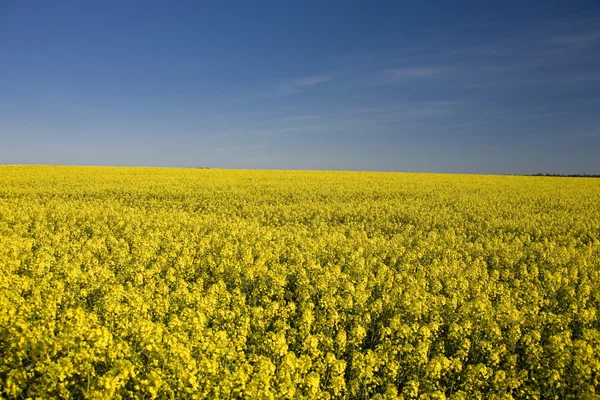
[[1, 1, 600, 174]]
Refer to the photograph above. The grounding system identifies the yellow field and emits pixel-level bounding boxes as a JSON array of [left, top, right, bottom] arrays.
[[1, 166, 599, 399]]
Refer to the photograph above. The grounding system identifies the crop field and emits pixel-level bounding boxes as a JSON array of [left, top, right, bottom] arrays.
[[1, 166, 599, 399]]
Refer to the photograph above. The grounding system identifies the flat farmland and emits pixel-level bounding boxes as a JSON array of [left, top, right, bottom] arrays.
[[1, 166, 599, 399]]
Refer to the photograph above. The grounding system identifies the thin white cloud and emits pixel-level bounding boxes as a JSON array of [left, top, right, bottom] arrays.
[[289, 76, 330, 86], [269, 75, 331, 96], [548, 31, 600, 48], [371, 67, 447, 86], [286, 115, 320, 121], [384, 67, 445, 79], [385, 18, 599, 84], [338, 100, 459, 124], [561, 69, 600, 83], [557, 131, 600, 142]]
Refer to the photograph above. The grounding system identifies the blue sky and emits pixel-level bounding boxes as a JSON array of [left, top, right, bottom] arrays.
[[1, 1, 600, 174]]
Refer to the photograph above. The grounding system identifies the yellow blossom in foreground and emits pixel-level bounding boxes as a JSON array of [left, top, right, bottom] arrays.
[[0, 166, 599, 398]]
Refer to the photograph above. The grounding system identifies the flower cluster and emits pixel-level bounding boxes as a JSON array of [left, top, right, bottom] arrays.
[[1, 166, 599, 398]]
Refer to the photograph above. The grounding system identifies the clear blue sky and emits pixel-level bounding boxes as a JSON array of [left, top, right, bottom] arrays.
[[1, 1, 600, 174]]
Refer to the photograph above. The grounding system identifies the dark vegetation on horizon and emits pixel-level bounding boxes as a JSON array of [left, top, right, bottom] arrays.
[[526, 173, 600, 178]]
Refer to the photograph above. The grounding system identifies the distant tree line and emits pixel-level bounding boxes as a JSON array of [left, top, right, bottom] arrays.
[[527, 173, 600, 178]]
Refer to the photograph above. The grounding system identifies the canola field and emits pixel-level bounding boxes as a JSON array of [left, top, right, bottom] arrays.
[[1, 166, 600, 399]]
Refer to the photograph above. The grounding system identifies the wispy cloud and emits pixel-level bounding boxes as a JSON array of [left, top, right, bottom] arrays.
[[372, 23, 600, 91], [268, 75, 331, 96], [364, 66, 448, 87], [390, 18, 599, 86], [385, 67, 445, 78], [291, 76, 331, 86], [546, 30, 600, 51], [340, 100, 459, 123], [557, 131, 600, 142], [560, 69, 600, 83], [285, 115, 320, 121], [375, 67, 446, 85]]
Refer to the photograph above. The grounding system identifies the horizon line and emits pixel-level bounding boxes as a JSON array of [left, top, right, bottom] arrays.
[[1, 163, 599, 177]]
